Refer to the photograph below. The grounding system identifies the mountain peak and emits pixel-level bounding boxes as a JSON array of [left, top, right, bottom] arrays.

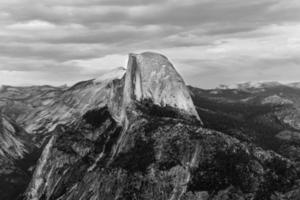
[[123, 52, 201, 122]]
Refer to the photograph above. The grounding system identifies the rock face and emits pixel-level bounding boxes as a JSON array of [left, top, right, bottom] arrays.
[[0, 68, 126, 143], [0, 113, 28, 160], [0, 112, 36, 200], [123, 52, 201, 123], [0, 52, 300, 200]]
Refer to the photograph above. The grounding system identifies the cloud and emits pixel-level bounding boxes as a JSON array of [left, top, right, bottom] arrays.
[[0, 0, 299, 87]]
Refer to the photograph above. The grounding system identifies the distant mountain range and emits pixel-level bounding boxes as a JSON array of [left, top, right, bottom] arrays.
[[217, 81, 300, 90], [0, 52, 299, 200]]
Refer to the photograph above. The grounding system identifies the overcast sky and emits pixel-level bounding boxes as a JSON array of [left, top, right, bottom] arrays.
[[0, 0, 300, 88]]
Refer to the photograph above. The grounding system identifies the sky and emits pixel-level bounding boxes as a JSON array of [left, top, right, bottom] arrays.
[[0, 0, 300, 88]]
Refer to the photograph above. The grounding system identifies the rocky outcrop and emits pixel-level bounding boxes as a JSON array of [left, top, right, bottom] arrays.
[[122, 52, 201, 124], [25, 134, 57, 200]]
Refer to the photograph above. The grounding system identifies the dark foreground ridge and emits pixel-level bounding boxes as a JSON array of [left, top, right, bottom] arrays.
[[0, 52, 299, 200]]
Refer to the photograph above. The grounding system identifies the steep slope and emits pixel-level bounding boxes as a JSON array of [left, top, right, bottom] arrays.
[[189, 85, 300, 164], [0, 68, 126, 146], [0, 113, 28, 159], [0, 68, 126, 200], [0, 113, 36, 200], [23, 67, 125, 139], [23, 53, 299, 200]]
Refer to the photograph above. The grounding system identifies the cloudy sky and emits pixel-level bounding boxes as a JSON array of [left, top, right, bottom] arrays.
[[0, 0, 300, 88]]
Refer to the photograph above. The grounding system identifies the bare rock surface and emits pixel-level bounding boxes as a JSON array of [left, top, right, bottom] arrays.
[[123, 52, 201, 123]]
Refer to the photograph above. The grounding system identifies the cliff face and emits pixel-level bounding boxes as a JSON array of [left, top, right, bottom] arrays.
[[123, 52, 201, 123], [0, 113, 28, 160], [0, 113, 35, 200]]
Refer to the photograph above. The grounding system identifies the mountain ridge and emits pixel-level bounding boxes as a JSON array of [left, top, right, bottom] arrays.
[[217, 81, 300, 90], [0, 52, 299, 200]]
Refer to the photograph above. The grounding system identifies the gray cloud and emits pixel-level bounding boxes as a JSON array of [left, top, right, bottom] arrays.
[[0, 0, 300, 87], [0, 43, 107, 61]]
